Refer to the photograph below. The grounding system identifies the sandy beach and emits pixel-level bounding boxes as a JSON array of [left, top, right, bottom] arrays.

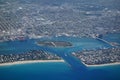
[[0, 60, 64, 66], [84, 62, 120, 67]]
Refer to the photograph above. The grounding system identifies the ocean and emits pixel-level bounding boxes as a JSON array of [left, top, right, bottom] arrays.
[[0, 62, 120, 80], [0, 0, 120, 79], [0, 33, 120, 80], [0, 62, 79, 80]]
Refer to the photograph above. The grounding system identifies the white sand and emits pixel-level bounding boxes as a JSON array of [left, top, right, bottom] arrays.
[[0, 60, 64, 66], [0, 60, 119, 67], [84, 62, 120, 67]]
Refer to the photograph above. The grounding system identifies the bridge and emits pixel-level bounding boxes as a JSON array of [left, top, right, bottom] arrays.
[[88, 33, 113, 47], [0, 36, 113, 72], [95, 37, 113, 47]]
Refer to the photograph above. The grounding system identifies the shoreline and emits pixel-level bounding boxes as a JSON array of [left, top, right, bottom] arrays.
[[0, 60, 64, 66], [84, 62, 120, 67], [0, 59, 120, 67]]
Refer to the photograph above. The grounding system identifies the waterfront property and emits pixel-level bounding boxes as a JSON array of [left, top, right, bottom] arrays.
[[0, 0, 120, 80], [0, 33, 119, 69], [72, 48, 120, 65], [0, 50, 61, 64], [0, 32, 120, 80], [0, 35, 120, 80]]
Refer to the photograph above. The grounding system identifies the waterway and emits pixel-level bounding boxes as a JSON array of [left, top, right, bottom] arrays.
[[0, 33, 120, 80]]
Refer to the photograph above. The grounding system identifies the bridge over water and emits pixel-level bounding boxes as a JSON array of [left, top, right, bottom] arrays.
[[0, 36, 114, 72]]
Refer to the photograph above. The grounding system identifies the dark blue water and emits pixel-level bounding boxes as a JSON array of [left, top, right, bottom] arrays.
[[102, 33, 120, 45], [0, 62, 79, 80], [0, 62, 120, 80], [0, 33, 120, 80]]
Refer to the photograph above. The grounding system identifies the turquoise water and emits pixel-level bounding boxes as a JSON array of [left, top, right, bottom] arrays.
[[0, 36, 112, 54], [0, 33, 120, 80], [0, 62, 120, 80], [0, 62, 79, 80]]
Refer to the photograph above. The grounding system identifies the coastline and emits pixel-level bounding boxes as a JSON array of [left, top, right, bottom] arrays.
[[84, 62, 120, 67], [0, 60, 64, 66]]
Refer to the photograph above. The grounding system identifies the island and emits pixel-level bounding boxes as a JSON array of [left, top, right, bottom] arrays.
[[37, 41, 72, 47]]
